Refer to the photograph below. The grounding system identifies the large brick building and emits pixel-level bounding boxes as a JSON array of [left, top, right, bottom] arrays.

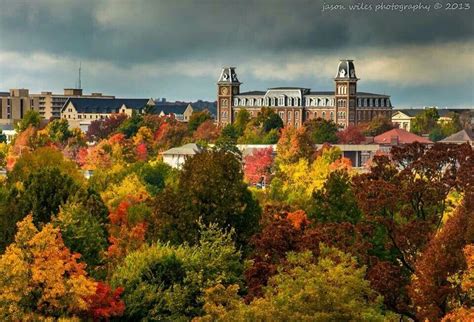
[[216, 60, 393, 128]]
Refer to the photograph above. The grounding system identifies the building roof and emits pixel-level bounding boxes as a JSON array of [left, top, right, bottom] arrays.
[[161, 143, 202, 155], [308, 91, 334, 96], [440, 129, 474, 143], [152, 103, 190, 115], [357, 92, 390, 97], [268, 87, 310, 90], [374, 128, 432, 145], [64, 97, 150, 114], [237, 91, 266, 96]]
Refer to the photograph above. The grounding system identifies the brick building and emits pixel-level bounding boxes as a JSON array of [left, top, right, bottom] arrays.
[[216, 60, 393, 129]]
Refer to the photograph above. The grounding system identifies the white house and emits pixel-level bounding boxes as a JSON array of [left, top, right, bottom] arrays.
[[161, 143, 203, 168]]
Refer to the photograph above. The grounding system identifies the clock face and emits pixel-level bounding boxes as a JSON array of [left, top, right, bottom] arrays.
[[220, 87, 228, 95]]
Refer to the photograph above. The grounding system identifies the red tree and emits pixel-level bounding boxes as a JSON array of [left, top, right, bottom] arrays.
[[87, 282, 126, 320], [243, 147, 274, 185], [336, 125, 365, 144], [193, 120, 221, 143], [408, 196, 474, 321]]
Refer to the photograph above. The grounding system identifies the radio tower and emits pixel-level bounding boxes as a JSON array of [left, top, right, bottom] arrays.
[[78, 62, 82, 89]]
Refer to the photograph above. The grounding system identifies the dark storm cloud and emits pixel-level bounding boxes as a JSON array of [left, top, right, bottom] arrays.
[[1, 0, 472, 65]]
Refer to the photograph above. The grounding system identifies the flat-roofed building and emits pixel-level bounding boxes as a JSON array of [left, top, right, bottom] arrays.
[[0, 89, 40, 126]]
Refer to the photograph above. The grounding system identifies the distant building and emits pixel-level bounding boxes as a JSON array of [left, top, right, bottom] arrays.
[[0, 89, 40, 127], [61, 97, 154, 131], [152, 103, 194, 122], [31, 88, 114, 119], [161, 143, 203, 168], [152, 100, 215, 122], [374, 128, 432, 145], [0, 88, 115, 126], [216, 60, 393, 129], [391, 108, 472, 132]]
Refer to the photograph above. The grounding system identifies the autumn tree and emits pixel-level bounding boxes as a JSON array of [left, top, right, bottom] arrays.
[[304, 117, 338, 144], [45, 118, 72, 144], [353, 142, 474, 317], [243, 147, 274, 185], [15, 109, 41, 132], [337, 124, 366, 144], [118, 111, 143, 138], [189, 110, 212, 131], [87, 113, 128, 141], [193, 120, 221, 143], [362, 114, 394, 136], [408, 197, 474, 321], [151, 149, 261, 247], [0, 215, 97, 320], [274, 125, 314, 166], [234, 109, 251, 135], [200, 247, 390, 321]]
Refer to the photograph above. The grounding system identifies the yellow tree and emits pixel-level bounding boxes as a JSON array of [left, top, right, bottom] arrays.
[[274, 145, 351, 209], [0, 215, 97, 320]]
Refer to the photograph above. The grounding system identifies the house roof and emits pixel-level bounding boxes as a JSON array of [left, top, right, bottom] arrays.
[[374, 128, 432, 144], [152, 103, 190, 115], [440, 129, 474, 143], [64, 97, 150, 114], [161, 143, 202, 155]]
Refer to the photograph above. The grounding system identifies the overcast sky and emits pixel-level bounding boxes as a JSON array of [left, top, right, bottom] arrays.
[[0, 0, 473, 108]]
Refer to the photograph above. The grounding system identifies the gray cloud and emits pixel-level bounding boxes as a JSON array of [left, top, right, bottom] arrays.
[[0, 0, 473, 107], [1, 0, 473, 64]]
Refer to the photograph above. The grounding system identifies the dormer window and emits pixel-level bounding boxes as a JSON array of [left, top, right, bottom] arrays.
[[279, 96, 285, 106]]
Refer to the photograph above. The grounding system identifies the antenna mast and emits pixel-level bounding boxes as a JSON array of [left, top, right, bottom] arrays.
[[78, 62, 82, 89]]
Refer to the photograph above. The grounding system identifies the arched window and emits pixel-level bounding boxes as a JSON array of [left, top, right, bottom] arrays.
[[295, 111, 299, 120], [287, 111, 292, 121], [330, 111, 334, 120], [314, 111, 318, 118], [322, 111, 326, 119]]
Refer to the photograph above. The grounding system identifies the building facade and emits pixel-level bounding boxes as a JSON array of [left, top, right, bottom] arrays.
[[31, 88, 115, 119], [216, 60, 393, 128], [0, 88, 115, 127], [61, 97, 154, 131], [0, 89, 40, 126]]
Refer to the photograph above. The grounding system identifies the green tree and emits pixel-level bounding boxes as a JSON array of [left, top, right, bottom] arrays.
[[411, 107, 439, 134], [305, 118, 338, 144], [217, 124, 239, 146], [15, 110, 41, 132], [111, 223, 243, 321], [199, 246, 390, 321], [45, 118, 72, 143], [189, 110, 212, 132], [234, 109, 251, 135], [310, 169, 362, 224], [118, 111, 143, 138], [0, 130, 6, 143], [53, 198, 108, 275], [262, 112, 284, 132], [151, 149, 260, 246], [19, 167, 81, 225], [363, 115, 394, 136]]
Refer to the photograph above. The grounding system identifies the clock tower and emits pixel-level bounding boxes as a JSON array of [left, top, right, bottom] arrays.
[[217, 67, 241, 126], [334, 60, 358, 128]]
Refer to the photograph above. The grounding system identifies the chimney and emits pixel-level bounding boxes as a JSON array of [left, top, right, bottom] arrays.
[[390, 135, 399, 145]]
